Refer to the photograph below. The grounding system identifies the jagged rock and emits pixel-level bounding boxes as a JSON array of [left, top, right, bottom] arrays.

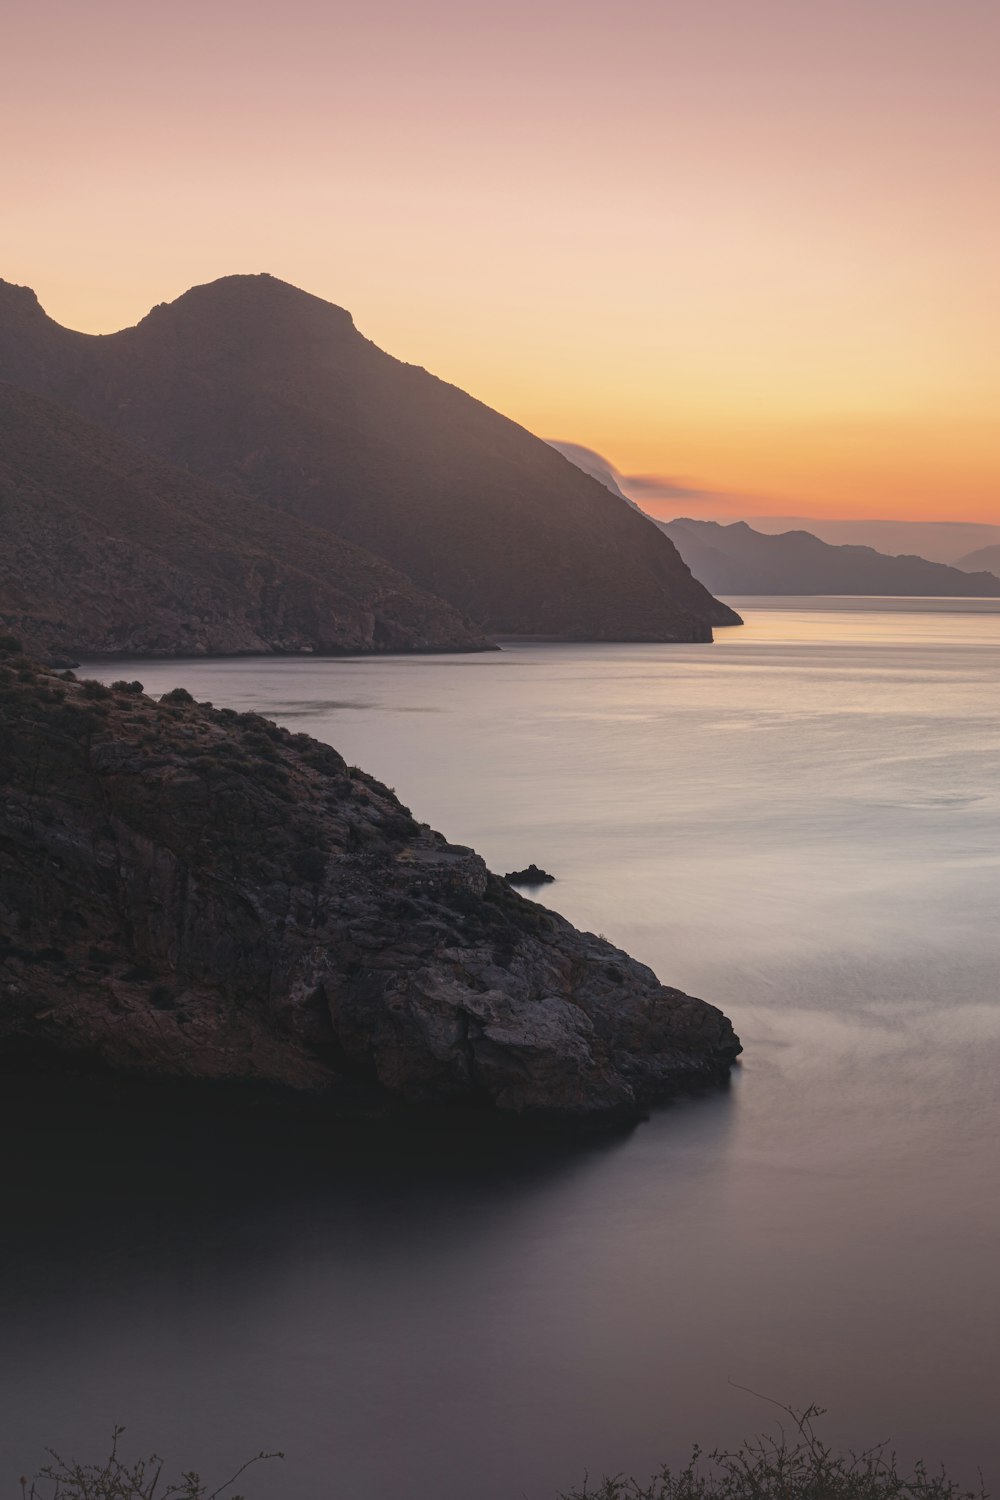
[[504, 865, 555, 886], [0, 650, 741, 1127]]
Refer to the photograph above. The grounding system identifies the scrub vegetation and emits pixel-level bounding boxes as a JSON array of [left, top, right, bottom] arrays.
[[560, 1404, 988, 1500]]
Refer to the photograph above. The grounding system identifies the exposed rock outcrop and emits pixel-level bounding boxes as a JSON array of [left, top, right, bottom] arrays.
[[505, 865, 556, 886], [0, 648, 740, 1127]]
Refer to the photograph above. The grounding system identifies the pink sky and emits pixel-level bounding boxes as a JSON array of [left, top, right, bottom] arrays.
[[5, 0, 999, 520]]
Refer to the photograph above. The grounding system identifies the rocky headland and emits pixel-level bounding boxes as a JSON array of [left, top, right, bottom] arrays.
[[0, 645, 741, 1127]]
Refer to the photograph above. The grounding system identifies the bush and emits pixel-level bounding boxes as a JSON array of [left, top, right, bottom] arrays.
[[21, 1426, 281, 1500], [559, 1403, 988, 1500]]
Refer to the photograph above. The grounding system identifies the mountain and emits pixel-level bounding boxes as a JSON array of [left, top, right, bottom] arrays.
[[0, 646, 741, 1126], [0, 275, 739, 640], [0, 382, 489, 660], [658, 517, 1000, 597], [745, 515, 1000, 566], [953, 544, 1000, 575]]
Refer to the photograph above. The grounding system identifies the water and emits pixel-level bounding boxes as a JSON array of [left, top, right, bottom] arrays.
[[3, 599, 999, 1497]]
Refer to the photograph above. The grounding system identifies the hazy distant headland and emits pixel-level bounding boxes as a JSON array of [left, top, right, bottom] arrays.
[[658, 516, 1000, 598], [0, 274, 738, 659]]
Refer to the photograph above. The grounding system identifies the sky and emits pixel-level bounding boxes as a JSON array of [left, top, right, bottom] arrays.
[[5, 0, 999, 522]]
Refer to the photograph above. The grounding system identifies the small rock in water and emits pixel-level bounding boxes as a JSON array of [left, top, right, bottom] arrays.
[[504, 864, 555, 886]]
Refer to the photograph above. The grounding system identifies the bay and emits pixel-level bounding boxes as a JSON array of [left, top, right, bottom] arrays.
[[3, 599, 998, 1498]]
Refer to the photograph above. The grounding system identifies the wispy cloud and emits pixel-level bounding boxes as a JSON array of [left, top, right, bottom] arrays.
[[549, 440, 764, 520], [619, 473, 713, 502]]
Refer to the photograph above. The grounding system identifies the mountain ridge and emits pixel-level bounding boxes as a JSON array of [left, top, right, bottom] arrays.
[[953, 543, 1000, 575], [658, 516, 1000, 597], [0, 274, 740, 642]]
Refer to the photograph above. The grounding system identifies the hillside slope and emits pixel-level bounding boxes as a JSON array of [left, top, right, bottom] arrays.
[[0, 381, 489, 659], [0, 275, 739, 640]]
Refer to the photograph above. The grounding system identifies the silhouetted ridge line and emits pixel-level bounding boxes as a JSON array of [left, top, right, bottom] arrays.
[[659, 516, 1000, 598], [0, 274, 739, 641]]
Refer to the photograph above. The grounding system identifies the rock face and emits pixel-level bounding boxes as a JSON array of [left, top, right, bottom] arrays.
[[0, 649, 741, 1126], [0, 381, 490, 660], [0, 274, 740, 642]]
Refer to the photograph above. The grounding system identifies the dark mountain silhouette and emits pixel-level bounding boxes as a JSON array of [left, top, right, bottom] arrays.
[[658, 517, 1000, 598], [953, 544, 1000, 575], [0, 381, 490, 659], [0, 275, 739, 641]]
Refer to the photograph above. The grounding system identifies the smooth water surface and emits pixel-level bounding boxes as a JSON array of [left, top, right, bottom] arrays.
[[4, 599, 999, 1496]]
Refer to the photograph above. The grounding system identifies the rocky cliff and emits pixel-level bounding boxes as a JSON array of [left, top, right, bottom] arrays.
[[0, 646, 740, 1126], [0, 382, 491, 660], [0, 275, 740, 641]]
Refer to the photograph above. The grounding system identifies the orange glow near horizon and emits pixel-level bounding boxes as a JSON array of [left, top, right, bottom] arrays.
[[5, 0, 999, 524]]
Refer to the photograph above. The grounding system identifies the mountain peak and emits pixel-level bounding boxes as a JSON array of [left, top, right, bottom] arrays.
[[0, 280, 43, 318], [137, 273, 356, 336], [0, 270, 738, 640]]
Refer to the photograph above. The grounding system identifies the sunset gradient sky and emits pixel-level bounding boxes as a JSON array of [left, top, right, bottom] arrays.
[[6, 0, 999, 521]]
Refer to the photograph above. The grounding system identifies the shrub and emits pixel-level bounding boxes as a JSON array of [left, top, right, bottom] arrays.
[[558, 1403, 988, 1500], [81, 680, 112, 701], [21, 1425, 281, 1499]]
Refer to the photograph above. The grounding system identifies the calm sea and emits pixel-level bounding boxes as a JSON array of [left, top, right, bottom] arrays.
[[3, 599, 999, 1498]]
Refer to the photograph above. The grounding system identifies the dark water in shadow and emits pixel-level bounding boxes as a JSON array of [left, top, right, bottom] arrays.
[[5, 600, 999, 1497]]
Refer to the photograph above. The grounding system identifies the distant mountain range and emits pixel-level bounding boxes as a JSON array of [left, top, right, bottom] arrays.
[[657, 518, 1000, 598], [953, 543, 1000, 574], [0, 275, 738, 651], [0, 382, 489, 660], [745, 516, 1000, 567], [551, 445, 1000, 597]]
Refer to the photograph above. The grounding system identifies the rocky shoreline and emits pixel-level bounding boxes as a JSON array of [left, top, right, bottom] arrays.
[[0, 645, 741, 1128]]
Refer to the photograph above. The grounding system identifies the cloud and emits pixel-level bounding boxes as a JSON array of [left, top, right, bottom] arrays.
[[618, 473, 714, 502], [548, 438, 773, 521], [546, 440, 636, 505]]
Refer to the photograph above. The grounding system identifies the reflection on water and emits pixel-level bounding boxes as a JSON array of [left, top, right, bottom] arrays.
[[4, 600, 999, 1498]]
